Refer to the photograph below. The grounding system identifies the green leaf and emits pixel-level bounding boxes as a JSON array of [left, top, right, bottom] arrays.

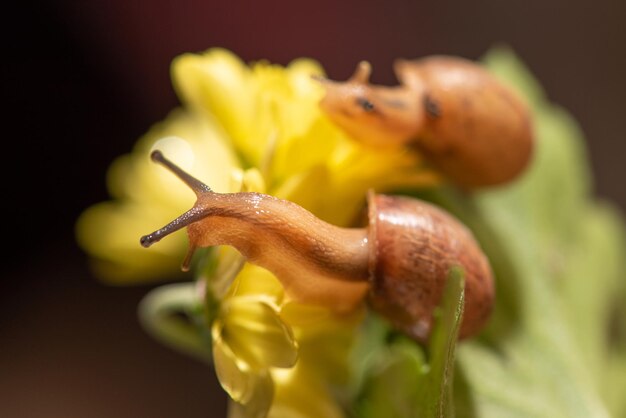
[[424, 267, 464, 418], [353, 338, 427, 418], [352, 269, 465, 418], [448, 46, 625, 418]]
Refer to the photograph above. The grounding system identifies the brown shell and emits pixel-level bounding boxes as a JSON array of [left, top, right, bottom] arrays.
[[367, 192, 494, 342], [396, 56, 533, 188]]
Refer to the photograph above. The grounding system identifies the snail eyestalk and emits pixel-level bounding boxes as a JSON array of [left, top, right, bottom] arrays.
[[150, 150, 213, 195], [139, 211, 202, 270], [139, 207, 207, 248], [139, 150, 214, 259], [350, 61, 372, 84]]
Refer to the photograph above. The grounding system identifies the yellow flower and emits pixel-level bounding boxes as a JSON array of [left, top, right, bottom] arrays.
[[268, 302, 365, 418], [77, 48, 434, 282], [211, 265, 292, 418], [78, 47, 438, 417], [217, 264, 363, 418], [172, 48, 435, 225]]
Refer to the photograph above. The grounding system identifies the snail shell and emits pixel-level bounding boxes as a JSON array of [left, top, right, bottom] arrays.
[[396, 56, 533, 188], [367, 191, 494, 341]]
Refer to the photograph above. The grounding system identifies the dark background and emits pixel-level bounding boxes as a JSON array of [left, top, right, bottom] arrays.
[[2, 1, 625, 417]]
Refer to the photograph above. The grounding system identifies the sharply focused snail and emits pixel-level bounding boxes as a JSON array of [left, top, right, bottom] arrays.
[[318, 56, 533, 188], [140, 151, 494, 342]]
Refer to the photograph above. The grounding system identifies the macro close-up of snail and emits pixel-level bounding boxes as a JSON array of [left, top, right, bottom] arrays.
[[140, 150, 496, 342], [141, 56, 534, 342], [7, 1, 626, 416]]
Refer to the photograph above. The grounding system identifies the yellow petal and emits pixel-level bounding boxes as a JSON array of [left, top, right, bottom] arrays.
[[172, 49, 254, 145], [228, 398, 275, 418], [75, 201, 187, 282], [229, 264, 284, 300], [286, 58, 326, 99], [227, 167, 266, 196], [269, 365, 346, 418], [214, 340, 273, 418], [77, 109, 240, 282], [332, 143, 438, 192], [124, 109, 239, 204], [272, 164, 332, 219], [238, 58, 326, 169], [272, 162, 368, 228], [280, 301, 364, 335], [218, 296, 298, 369], [241, 168, 267, 193], [281, 302, 363, 386], [271, 59, 325, 140], [269, 118, 342, 187]]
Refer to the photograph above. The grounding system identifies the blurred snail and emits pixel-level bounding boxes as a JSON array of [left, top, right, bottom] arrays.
[[140, 151, 494, 342], [318, 56, 533, 188]]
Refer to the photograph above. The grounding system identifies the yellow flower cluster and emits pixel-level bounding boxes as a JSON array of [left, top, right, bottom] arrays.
[[77, 48, 435, 417]]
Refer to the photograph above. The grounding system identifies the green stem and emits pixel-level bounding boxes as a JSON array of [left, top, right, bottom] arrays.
[[138, 283, 213, 363]]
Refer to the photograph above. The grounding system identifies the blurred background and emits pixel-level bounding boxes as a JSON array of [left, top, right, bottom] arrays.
[[2, 1, 624, 417]]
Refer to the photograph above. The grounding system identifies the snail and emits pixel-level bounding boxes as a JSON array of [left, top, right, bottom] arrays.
[[140, 151, 494, 342], [318, 56, 533, 188]]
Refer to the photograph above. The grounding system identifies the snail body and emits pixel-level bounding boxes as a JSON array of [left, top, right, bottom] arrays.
[[141, 151, 494, 342], [319, 56, 533, 188]]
